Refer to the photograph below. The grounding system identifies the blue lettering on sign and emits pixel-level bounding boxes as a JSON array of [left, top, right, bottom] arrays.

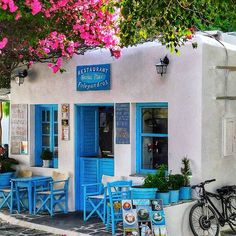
[[76, 64, 110, 91]]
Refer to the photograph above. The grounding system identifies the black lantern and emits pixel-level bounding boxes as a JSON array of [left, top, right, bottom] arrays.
[[155, 56, 169, 76], [15, 69, 28, 86]]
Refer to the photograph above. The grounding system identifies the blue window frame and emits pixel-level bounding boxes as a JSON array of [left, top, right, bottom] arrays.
[[136, 103, 168, 174], [35, 104, 58, 168]]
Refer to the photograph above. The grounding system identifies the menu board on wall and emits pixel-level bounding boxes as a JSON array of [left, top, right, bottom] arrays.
[[115, 103, 130, 144], [10, 104, 28, 154]]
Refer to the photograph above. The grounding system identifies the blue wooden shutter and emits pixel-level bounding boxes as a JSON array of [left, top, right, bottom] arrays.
[[79, 107, 99, 156]]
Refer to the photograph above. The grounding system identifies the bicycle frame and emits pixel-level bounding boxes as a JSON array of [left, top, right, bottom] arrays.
[[198, 185, 229, 226]]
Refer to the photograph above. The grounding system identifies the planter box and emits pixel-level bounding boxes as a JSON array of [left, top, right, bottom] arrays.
[[156, 191, 170, 205], [131, 187, 157, 199], [179, 186, 192, 200], [0, 172, 14, 187], [169, 190, 179, 203]]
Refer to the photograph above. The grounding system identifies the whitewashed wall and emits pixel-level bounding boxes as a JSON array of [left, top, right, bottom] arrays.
[[201, 37, 236, 192], [10, 38, 204, 211]]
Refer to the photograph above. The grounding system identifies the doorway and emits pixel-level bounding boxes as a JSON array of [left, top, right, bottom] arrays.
[[75, 105, 114, 210]]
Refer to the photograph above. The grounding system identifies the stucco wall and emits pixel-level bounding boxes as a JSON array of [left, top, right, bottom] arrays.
[[202, 37, 236, 192], [10, 40, 203, 211]]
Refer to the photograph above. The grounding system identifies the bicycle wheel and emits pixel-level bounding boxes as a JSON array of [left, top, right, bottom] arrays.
[[189, 203, 220, 236], [226, 196, 236, 230]]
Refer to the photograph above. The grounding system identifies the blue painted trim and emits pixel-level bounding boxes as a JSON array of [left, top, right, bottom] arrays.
[[136, 103, 168, 174], [74, 105, 79, 210]]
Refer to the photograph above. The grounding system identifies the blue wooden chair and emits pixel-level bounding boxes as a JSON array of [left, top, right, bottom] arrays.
[[83, 175, 123, 223], [34, 172, 69, 216], [83, 182, 107, 223], [0, 181, 27, 213], [106, 180, 132, 235]]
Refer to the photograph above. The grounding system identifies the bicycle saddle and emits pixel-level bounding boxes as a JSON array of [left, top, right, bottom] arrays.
[[217, 185, 236, 195]]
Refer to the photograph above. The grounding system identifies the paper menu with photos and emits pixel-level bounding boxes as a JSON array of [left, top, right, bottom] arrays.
[[10, 104, 28, 154], [122, 199, 168, 236]]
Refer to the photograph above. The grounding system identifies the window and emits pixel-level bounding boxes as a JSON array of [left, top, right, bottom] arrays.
[[35, 105, 58, 168], [136, 103, 168, 173]]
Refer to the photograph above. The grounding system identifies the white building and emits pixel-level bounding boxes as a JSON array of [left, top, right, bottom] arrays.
[[9, 32, 236, 235]]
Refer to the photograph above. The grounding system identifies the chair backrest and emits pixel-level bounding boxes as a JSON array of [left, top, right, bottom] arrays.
[[18, 170, 32, 178], [52, 171, 69, 190], [123, 176, 144, 186], [101, 175, 124, 187], [107, 180, 132, 203]]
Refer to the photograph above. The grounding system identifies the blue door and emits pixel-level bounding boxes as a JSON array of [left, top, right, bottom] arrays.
[[76, 106, 114, 211]]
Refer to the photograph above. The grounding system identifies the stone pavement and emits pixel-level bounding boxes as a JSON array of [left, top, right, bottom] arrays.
[[0, 210, 122, 236], [0, 219, 59, 236]]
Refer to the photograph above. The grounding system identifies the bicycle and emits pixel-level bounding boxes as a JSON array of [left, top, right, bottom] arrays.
[[189, 179, 236, 236]]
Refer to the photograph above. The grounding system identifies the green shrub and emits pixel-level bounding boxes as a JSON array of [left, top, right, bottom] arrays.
[[169, 174, 184, 190], [41, 149, 53, 160], [181, 157, 192, 186]]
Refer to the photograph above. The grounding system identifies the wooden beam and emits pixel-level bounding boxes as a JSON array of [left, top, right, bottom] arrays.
[[216, 96, 236, 100], [216, 66, 236, 71]]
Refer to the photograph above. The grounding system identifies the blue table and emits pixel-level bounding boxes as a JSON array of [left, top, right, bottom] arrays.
[[11, 176, 51, 214]]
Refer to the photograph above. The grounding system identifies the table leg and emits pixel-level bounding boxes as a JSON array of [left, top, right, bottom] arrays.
[[28, 184, 32, 214]]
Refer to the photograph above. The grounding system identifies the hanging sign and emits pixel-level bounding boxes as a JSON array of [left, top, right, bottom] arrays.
[[115, 103, 130, 144], [76, 64, 110, 91], [10, 104, 28, 155]]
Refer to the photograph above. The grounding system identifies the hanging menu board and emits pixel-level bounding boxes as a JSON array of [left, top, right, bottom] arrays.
[[115, 103, 130, 144], [122, 199, 168, 236], [10, 104, 28, 154]]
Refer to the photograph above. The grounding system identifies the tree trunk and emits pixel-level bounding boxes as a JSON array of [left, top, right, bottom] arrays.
[[0, 102, 2, 146]]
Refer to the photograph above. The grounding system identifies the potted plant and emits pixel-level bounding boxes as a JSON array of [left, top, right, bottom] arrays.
[[179, 156, 192, 200], [41, 149, 53, 168], [169, 174, 184, 204], [156, 165, 170, 205], [131, 173, 158, 199], [0, 145, 19, 187]]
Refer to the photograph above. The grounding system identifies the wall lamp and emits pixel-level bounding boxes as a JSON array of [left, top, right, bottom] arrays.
[[155, 55, 169, 76], [15, 69, 28, 86]]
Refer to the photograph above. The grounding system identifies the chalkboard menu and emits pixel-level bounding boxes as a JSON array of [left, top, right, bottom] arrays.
[[10, 104, 28, 154], [115, 103, 130, 144]]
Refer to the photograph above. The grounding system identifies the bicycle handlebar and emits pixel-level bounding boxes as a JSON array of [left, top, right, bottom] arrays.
[[191, 179, 216, 189]]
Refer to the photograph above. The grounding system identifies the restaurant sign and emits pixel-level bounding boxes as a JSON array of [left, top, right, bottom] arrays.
[[76, 64, 110, 91]]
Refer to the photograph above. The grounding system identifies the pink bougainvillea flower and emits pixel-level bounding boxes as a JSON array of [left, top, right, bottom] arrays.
[[48, 57, 62, 73], [15, 11, 21, 20], [110, 47, 121, 59], [28, 61, 34, 68], [0, 37, 8, 49], [9, 0, 18, 12]]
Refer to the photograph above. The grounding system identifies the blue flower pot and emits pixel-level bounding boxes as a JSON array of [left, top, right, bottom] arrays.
[[131, 187, 157, 199], [0, 172, 14, 187], [179, 186, 192, 200], [156, 191, 170, 205], [169, 190, 179, 203]]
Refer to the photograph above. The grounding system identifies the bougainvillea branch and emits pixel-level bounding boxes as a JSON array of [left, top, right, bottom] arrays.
[[0, 0, 121, 89]]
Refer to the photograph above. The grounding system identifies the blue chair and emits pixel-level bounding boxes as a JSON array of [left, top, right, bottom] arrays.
[[106, 180, 132, 235], [83, 183, 107, 223], [34, 172, 69, 216], [0, 181, 27, 213], [83, 175, 123, 223]]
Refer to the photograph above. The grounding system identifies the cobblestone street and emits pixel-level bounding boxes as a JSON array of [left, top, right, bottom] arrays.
[[0, 220, 59, 236]]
